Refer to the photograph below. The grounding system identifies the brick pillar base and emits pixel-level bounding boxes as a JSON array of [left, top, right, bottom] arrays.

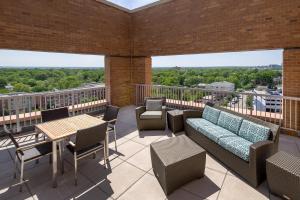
[[283, 48, 300, 136], [105, 56, 151, 107]]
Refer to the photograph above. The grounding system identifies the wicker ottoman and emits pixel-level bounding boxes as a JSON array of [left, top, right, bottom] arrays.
[[150, 135, 206, 195], [167, 110, 184, 133], [266, 151, 300, 200]]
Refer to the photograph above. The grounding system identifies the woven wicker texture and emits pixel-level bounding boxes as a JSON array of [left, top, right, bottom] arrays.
[[267, 151, 300, 176], [151, 134, 205, 166]]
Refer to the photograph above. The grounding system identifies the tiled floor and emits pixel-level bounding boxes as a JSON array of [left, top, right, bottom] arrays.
[[0, 105, 299, 200]]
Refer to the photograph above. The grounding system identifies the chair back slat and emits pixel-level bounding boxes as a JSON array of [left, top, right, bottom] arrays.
[[103, 106, 120, 122], [41, 107, 69, 122], [75, 123, 108, 152], [8, 133, 20, 149]]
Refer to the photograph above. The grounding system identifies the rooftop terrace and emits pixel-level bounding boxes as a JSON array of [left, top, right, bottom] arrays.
[[0, 106, 299, 200]]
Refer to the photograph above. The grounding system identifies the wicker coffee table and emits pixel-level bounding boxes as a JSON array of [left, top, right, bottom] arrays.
[[167, 110, 184, 133], [150, 135, 206, 195], [266, 151, 300, 200]]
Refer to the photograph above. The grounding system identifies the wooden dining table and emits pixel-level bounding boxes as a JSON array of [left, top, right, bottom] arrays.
[[35, 114, 107, 188]]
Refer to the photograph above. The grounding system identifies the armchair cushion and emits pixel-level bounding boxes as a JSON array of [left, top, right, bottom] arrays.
[[202, 105, 221, 124], [146, 100, 163, 111], [218, 136, 253, 161], [238, 120, 271, 143], [217, 111, 243, 134], [140, 111, 162, 119]]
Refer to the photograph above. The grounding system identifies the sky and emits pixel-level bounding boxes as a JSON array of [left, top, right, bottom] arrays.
[[0, 49, 283, 68], [106, 0, 159, 10], [152, 50, 283, 67]]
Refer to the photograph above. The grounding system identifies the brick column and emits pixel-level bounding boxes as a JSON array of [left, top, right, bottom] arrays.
[[283, 48, 300, 136], [131, 57, 152, 104], [105, 56, 152, 107]]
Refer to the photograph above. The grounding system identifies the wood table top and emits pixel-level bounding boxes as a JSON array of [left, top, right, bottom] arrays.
[[35, 114, 105, 140]]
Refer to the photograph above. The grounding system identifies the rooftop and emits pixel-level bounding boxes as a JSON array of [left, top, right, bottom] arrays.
[[0, 106, 299, 200]]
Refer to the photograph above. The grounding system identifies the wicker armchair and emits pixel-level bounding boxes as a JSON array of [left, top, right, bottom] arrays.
[[136, 97, 166, 131]]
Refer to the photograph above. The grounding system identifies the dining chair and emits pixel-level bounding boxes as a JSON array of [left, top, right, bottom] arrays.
[[8, 133, 53, 192], [101, 105, 120, 152], [41, 107, 69, 172], [41, 107, 69, 122], [66, 123, 108, 185]]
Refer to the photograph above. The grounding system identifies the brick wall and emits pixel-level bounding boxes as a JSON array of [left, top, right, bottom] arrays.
[[132, 0, 300, 56], [283, 49, 300, 135], [0, 0, 131, 56], [105, 56, 151, 106]]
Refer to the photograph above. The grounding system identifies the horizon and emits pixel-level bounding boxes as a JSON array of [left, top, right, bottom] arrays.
[[0, 49, 283, 68], [0, 65, 282, 69]]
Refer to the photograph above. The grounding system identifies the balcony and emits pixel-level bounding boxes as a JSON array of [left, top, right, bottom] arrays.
[[0, 86, 299, 200], [1, 0, 300, 199]]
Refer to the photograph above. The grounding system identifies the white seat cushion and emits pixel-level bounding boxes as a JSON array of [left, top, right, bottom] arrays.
[[140, 111, 162, 119]]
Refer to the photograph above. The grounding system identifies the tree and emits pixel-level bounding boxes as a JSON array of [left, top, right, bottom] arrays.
[[13, 83, 31, 93], [0, 78, 7, 88]]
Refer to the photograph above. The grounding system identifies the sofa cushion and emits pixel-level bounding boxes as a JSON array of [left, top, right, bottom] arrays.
[[146, 100, 162, 111], [217, 111, 243, 134], [140, 111, 162, 119], [186, 118, 205, 131], [186, 118, 236, 143], [238, 120, 271, 143], [202, 106, 221, 124], [218, 136, 253, 161]]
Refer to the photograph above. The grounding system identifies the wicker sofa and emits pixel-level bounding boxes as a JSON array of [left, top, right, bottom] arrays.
[[183, 105, 280, 187]]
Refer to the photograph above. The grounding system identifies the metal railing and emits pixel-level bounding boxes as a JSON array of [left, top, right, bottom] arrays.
[[0, 86, 108, 134], [135, 84, 300, 134]]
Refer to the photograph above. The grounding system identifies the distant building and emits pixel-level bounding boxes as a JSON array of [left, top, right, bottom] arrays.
[[253, 88, 282, 113], [197, 83, 207, 89], [80, 83, 105, 88], [5, 83, 14, 91], [206, 81, 235, 92]]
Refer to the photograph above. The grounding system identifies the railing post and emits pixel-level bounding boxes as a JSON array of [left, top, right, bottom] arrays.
[[14, 96, 21, 133], [72, 91, 75, 116], [105, 86, 111, 105]]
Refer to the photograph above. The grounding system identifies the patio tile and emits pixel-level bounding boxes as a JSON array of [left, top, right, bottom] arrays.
[[119, 128, 139, 140], [127, 147, 152, 172], [278, 137, 300, 157], [205, 154, 228, 174], [108, 134, 129, 148], [132, 131, 164, 146], [168, 189, 204, 200], [218, 174, 269, 200], [148, 168, 155, 176], [116, 140, 145, 161], [0, 175, 33, 200], [0, 149, 12, 163], [98, 162, 145, 199], [100, 156, 124, 170], [68, 184, 112, 200], [116, 120, 138, 135], [269, 193, 282, 200], [118, 173, 166, 200], [30, 165, 94, 200], [182, 168, 225, 200], [24, 162, 56, 189], [0, 159, 14, 179], [156, 132, 176, 142], [74, 156, 113, 184]]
